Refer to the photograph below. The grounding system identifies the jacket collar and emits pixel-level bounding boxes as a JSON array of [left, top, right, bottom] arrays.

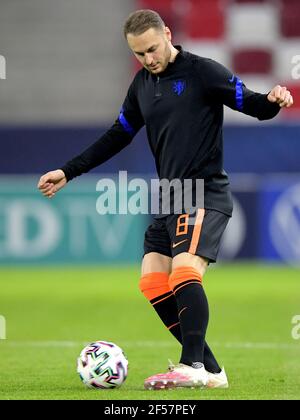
[[152, 45, 186, 78]]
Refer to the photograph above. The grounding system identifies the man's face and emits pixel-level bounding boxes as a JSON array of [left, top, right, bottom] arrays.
[[127, 27, 172, 74]]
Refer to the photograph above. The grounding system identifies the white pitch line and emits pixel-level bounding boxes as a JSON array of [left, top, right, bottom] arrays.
[[212, 342, 299, 350], [1, 340, 299, 350]]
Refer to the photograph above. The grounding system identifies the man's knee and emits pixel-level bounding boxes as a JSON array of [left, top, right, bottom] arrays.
[[172, 252, 208, 278], [141, 252, 172, 276], [139, 272, 170, 302], [139, 252, 207, 301], [169, 266, 203, 294]]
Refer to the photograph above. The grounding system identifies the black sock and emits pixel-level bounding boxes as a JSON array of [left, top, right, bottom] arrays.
[[174, 282, 209, 366], [151, 291, 182, 342], [204, 342, 221, 374], [151, 289, 221, 372]]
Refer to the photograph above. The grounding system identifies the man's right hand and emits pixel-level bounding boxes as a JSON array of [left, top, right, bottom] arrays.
[[37, 169, 67, 198]]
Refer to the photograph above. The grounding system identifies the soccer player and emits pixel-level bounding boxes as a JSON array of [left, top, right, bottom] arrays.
[[38, 10, 293, 390]]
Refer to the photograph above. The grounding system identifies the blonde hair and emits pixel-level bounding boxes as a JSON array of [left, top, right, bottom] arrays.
[[123, 9, 165, 38]]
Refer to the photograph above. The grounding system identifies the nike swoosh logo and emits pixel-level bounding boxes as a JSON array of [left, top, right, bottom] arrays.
[[228, 75, 235, 83], [172, 239, 188, 248]]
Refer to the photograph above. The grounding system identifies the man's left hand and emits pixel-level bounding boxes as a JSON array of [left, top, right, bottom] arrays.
[[267, 85, 294, 108]]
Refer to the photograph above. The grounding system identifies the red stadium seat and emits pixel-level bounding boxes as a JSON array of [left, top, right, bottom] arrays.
[[137, 0, 174, 17], [232, 0, 269, 3], [183, 0, 225, 39], [280, 0, 300, 37], [136, 0, 181, 34], [232, 49, 273, 74], [281, 83, 300, 116], [138, 0, 174, 9]]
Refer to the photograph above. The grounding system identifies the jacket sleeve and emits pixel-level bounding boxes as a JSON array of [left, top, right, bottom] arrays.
[[60, 76, 144, 181], [200, 58, 281, 121]]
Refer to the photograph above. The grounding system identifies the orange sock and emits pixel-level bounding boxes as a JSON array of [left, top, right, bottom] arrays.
[[169, 266, 202, 294], [139, 272, 182, 339]]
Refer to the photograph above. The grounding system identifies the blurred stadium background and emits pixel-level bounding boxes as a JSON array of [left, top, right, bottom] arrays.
[[0, 0, 299, 400], [0, 0, 300, 266]]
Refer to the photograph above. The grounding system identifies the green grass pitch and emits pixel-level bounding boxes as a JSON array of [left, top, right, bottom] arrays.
[[0, 264, 299, 400]]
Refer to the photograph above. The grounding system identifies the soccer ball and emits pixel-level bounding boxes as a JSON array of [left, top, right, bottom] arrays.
[[77, 340, 128, 389]]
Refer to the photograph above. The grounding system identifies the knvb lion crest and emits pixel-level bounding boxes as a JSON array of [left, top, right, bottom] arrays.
[[173, 80, 186, 96]]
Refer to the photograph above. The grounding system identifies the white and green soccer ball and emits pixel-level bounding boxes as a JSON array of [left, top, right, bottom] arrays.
[[77, 341, 128, 389]]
